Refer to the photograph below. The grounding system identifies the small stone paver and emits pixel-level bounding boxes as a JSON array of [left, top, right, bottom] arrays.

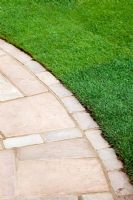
[[36, 71, 59, 86], [62, 96, 85, 113], [3, 134, 43, 149], [0, 55, 47, 95], [108, 170, 133, 196], [49, 83, 72, 98], [17, 158, 109, 196], [0, 49, 6, 56], [41, 128, 82, 142], [72, 111, 98, 130], [0, 73, 23, 101], [17, 138, 95, 160], [0, 150, 16, 199], [81, 192, 114, 200], [25, 60, 46, 74], [97, 148, 123, 171], [0, 93, 75, 137], [85, 130, 109, 150]]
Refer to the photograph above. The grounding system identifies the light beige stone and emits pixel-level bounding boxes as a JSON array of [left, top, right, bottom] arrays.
[[17, 138, 95, 160], [0, 73, 23, 101], [0, 93, 75, 137], [3, 134, 43, 149], [13, 195, 78, 200], [117, 195, 133, 200], [62, 96, 85, 113], [0, 40, 31, 63], [0, 150, 16, 199], [25, 60, 46, 74], [108, 170, 133, 196], [0, 49, 5, 56], [98, 148, 123, 171], [49, 83, 72, 98], [37, 71, 59, 86], [81, 192, 114, 200], [85, 130, 109, 150], [41, 128, 82, 142], [72, 112, 98, 130], [17, 158, 109, 196], [0, 141, 3, 150], [0, 55, 47, 95]]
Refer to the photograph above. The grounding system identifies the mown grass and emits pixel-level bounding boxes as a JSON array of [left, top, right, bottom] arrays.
[[0, 0, 133, 181]]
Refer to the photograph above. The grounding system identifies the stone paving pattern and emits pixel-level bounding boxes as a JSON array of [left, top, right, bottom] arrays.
[[0, 39, 133, 200]]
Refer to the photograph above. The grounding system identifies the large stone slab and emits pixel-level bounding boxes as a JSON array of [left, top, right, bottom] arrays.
[[17, 158, 109, 196], [0, 150, 16, 199], [0, 93, 75, 137], [0, 55, 47, 96], [0, 73, 23, 101], [17, 138, 95, 160]]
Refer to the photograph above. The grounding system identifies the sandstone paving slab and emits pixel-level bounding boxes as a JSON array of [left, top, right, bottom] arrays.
[[49, 83, 72, 98], [3, 134, 43, 149], [81, 192, 114, 200], [0, 73, 23, 101], [7, 195, 78, 200], [25, 60, 46, 74], [0, 93, 75, 137], [17, 138, 96, 160], [41, 128, 82, 142], [17, 158, 109, 196], [0, 150, 16, 199], [0, 55, 47, 95], [0, 49, 6, 56], [37, 71, 59, 86]]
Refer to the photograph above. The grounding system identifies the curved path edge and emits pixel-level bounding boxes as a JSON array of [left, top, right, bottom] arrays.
[[0, 39, 132, 200]]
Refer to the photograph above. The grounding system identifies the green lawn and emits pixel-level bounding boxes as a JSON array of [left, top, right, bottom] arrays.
[[0, 0, 133, 181]]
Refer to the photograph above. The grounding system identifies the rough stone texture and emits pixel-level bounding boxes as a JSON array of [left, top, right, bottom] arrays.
[[81, 192, 114, 200], [37, 71, 59, 86], [41, 128, 82, 142], [0, 150, 16, 199], [85, 130, 109, 150], [108, 170, 133, 196], [72, 112, 99, 130], [0, 40, 31, 63], [49, 83, 72, 98], [117, 195, 133, 200], [17, 158, 109, 196], [0, 93, 75, 137], [3, 134, 43, 149], [98, 148, 123, 171], [25, 60, 46, 74], [0, 73, 23, 101], [17, 138, 95, 160], [0, 55, 47, 95], [62, 96, 85, 113]]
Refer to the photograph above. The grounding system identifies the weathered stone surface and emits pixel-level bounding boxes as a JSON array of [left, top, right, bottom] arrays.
[[11, 195, 78, 200], [0, 150, 16, 199], [62, 96, 85, 113], [98, 148, 123, 171], [0, 55, 47, 95], [41, 128, 82, 142], [0, 49, 5, 56], [81, 192, 114, 200], [37, 71, 59, 86], [0, 73, 23, 101], [3, 134, 43, 149], [49, 83, 72, 98], [72, 112, 98, 130], [17, 158, 109, 196], [108, 170, 133, 196], [25, 60, 46, 74], [17, 138, 95, 160], [0, 93, 75, 137], [117, 195, 133, 200], [85, 130, 109, 150]]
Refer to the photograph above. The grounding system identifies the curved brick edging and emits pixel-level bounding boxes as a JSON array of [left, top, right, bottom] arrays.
[[0, 39, 132, 200]]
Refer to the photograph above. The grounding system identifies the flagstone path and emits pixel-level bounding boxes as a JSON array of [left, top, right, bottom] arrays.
[[0, 39, 132, 200]]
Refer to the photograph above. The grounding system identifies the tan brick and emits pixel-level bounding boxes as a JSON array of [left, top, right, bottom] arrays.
[[0, 55, 47, 95], [37, 71, 59, 86], [85, 130, 109, 150], [49, 83, 72, 98], [98, 148, 123, 171], [108, 170, 133, 196], [17, 138, 95, 160], [72, 111, 99, 130], [17, 158, 109, 196], [81, 192, 114, 200], [62, 96, 85, 113]]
